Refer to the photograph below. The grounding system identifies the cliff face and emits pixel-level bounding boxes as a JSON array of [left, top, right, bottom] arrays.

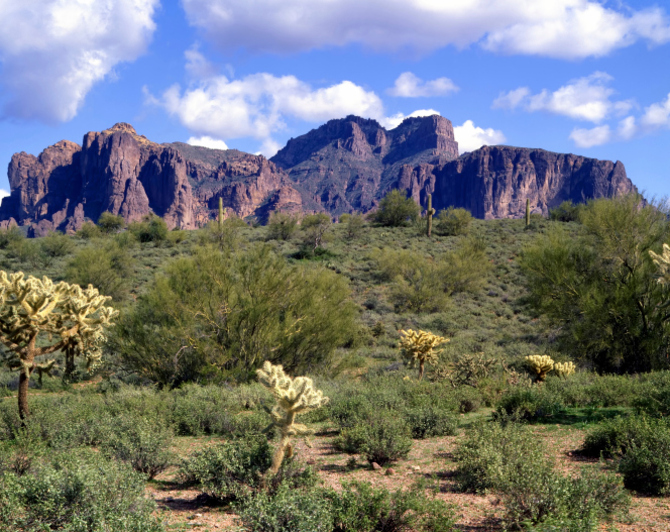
[[396, 146, 636, 218], [271, 115, 460, 215], [0, 116, 639, 234]]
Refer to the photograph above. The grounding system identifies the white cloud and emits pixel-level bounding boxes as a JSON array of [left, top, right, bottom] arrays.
[[185, 46, 219, 80], [617, 116, 637, 140], [0, 0, 158, 122], [0, 190, 9, 200], [153, 73, 385, 140], [569, 125, 612, 148], [257, 138, 282, 158], [382, 109, 441, 130], [493, 72, 633, 123], [181, 0, 670, 59], [640, 93, 670, 129], [388, 72, 458, 98], [453, 120, 506, 153], [187, 136, 229, 150]]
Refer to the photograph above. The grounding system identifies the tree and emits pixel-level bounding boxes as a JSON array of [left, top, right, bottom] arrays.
[[301, 213, 331, 250], [520, 194, 670, 373], [267, 211, 299, 241], [373, 189, 420, 227], [97, 211, 126, 234], [436, 207, 473, 236], [128, 214, 168, 243], [0, 272, 117, 418]]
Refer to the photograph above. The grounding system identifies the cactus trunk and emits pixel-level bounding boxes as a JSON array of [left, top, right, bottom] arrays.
[[218, 197, 224, 228], [426, 194, 434, 237], [525, 198, 530, 227], [419, 359, 425, 381]]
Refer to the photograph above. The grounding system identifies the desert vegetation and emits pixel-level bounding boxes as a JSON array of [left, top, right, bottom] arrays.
[[1, 193, 670, 530]]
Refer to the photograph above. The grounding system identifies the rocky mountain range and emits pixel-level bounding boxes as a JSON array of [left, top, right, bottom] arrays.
[[0, 116, 637, 235]]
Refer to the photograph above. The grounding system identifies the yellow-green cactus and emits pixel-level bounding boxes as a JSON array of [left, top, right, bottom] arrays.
[[256, 361, 329, 475], [525, 355, 554, 382], [399, 329, 448, 380], [554, 361, 576, 378], [0, 272, 118, 419]]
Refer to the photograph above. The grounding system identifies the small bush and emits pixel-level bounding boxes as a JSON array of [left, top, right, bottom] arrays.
[[76, 221, 101, 239], [339, 213, 365, 240], [0, 226, 24, 249], [6, 238, 41, 266], [436, 207, 473, 236], [268, 211, 299, 240], [496, 387, 566, 422], [549, 200, 582, 223], [337, 412, 412, 464], [128, 214, 168, 243], [404, 405, 457, 439], [373, 189, 420, 227], [100, 415, 173, 479], [98, 211, 126, 233], [0, 450, 163, 532], [40, 231, 75, 257]]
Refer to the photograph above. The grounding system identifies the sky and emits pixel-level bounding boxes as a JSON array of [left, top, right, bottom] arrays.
[[1, 0, 670, 199]]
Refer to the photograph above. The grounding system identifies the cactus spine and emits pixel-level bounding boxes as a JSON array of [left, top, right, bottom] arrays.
[[525, 198, 530, 227], [399, 329, 448, 380], [426, 194, 435, 237], [256, 361, 328, 475]]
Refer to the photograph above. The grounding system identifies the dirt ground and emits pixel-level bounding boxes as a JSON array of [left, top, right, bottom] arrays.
[[146, 425, 670, 532]]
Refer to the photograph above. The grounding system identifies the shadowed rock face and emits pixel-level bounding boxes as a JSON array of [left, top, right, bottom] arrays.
[[0, 116, 638, 234]]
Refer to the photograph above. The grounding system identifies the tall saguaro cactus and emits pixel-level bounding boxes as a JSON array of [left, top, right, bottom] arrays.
[[399, 329, 448, 380], [218, 197, 225, 229], [0, 272, 118, 419], [256, 361, 329, 475], [426, 194, 435, 237], [525, 198, 531, 227]]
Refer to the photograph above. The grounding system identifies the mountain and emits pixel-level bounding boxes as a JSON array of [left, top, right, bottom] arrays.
[[0, 117, 637, 235]]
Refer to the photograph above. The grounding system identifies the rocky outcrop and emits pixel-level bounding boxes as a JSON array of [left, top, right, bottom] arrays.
[[0, 116, 639, 234], [397, 146, 636, 218], [271, 115, 460, 215]]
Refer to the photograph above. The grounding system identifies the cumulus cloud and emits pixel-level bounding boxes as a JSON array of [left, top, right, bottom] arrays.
[[640, 93, 670, 129], [387, 72, 458, 98], [453, 120, 506, 153], [0, 190, 9, 200], [181, 0, 670, 59], [569, 125, 612, 148], [153, 73, 385, 140], [0, 0, 158, 123], [382, 109, 441, 130], [257, 138, 282, 158], [187, 136, 229, 150], [493, 72, 633, 123]]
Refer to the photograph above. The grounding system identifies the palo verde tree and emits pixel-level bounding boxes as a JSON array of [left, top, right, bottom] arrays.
[[0, 272, 118, 419], [374, 189, 420, 227]]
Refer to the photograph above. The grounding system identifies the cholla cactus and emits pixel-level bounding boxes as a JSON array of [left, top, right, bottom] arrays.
[[0, 272, 118, 419], [525, 355, 554, 382], [650, 244, 670, 283], [399, 329, 448, 380], [256, 361, 329, 475], [554, 361, 576, 379]]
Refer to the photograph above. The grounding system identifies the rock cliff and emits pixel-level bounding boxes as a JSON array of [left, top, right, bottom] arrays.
[[0, 116, 638, 234]]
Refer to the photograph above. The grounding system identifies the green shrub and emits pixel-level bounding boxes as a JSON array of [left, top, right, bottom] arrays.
[[114, 244, 358, 385], [98, 211, 126, 234], [436, 207, 473, 236], [75, 221, 101, 239], [373, 189, 420, 227], [337, 412, 412, 464], [65, 240, 134, 301], [0, 450, 163, 532], [339, 213, 365, 240], [128, 214, 168, 243], [268, 211, 299, 240], [40, 231, 75, 257], [100, 415, 173, 479], [404, 405, 457, 439], [201, 216, 248, 251], [301, 213, 332, 250], [6, 237, 41, 266], [548, 200, 582, 223], [496, 387, 566, 422], [237, 484, 333, 532], [0, 226, 24, 249], [330, 480, 457, 532]]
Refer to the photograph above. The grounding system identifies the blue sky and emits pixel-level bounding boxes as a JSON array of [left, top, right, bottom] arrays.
[[1, 0, 670, 199]]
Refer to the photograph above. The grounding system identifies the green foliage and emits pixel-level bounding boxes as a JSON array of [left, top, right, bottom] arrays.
[[113, 244, 358, 385], [301, 213, 332, 250], [97, 211, 126, 234], [128, 214, 168, 243], [0, 450, 163, 532], [373, 189, 420, 227], [549, 200, 582, 222], [436, 207, 473, 236], [338, 213, 365, 240], [40, 231, 75, 257], [75, 221, 101, 239], [202, 216, 248, 250], [336, 411, 412, 464], [268, 211, 299, 240], [404, 405, 457, 438], [520, 194, 670, 373], [100, 415, 173, 479], [0, 226, 24, 249], [330, 481, 457, 532], [454, 421, 629, 529], [65, 240, 134, 301], [372, 235, 490, 312], [496, 387, 566, 421], [179, 436, 272, 500], [6, 237, 41, 266]]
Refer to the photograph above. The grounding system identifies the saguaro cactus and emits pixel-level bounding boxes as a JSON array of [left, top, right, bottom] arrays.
[[525, 355, 554, 382], [0, 272, 118, 419], [218, 197, 225, 229], [525, 198, 530, 227], [426, 194, 435, 237], [399, 329, 448, 380], [256, 361, 329, 475]]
